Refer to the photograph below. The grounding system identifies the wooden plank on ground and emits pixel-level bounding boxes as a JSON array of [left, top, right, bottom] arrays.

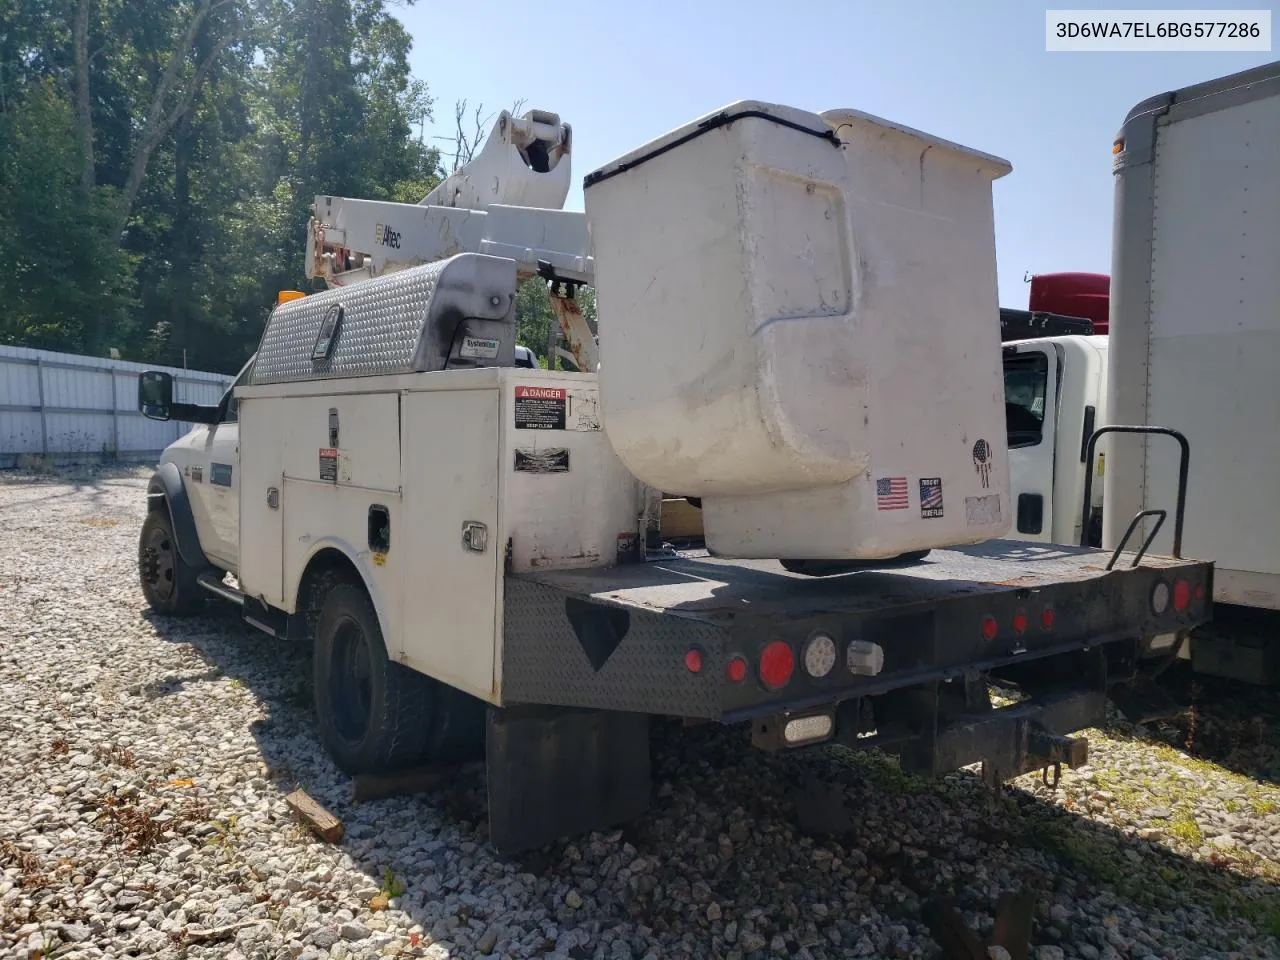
[[922, 898, 987, 960], [990, 888, 1037, 960], [284, 788, 344, 843]]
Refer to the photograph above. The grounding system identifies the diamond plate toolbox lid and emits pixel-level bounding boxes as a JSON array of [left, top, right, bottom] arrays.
[[249, 253, 518, 385]]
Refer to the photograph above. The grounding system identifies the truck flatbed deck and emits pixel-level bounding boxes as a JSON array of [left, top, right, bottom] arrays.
[[522, 541, 1200, 617], [502, 540, 1212, 725]]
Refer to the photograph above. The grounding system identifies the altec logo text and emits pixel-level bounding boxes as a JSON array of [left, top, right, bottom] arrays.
[[374, 223, 401, 249]]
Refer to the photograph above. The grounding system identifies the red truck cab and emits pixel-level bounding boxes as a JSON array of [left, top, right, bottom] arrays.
[[1029, 272, 1110, 334]]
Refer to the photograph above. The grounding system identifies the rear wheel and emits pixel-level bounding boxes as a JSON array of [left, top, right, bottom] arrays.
[[138, 508, 205, 615], [312, 580, 434, 774], [429, 683, 487, 765]]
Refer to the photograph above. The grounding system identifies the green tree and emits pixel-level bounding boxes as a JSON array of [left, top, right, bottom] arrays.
[[0, 81, 134, 351], [514, 280, 598, 371], [0, 0, 443, 371]]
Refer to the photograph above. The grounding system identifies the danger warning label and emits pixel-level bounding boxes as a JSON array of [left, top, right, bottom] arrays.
[[514, 385, 567, 430]]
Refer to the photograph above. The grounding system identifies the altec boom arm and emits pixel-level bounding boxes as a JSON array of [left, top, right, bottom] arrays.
[[304, 107, 599, 369]]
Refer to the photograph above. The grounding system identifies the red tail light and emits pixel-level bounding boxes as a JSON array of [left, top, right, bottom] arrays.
[[758, 641, 794, 690], [684, 648, 703, 673], [1041, 608, 1056, 629], [1012, 612, 1028, 635], [1173, 579, 1191, 612], [981, 616, 999, 640], [726, 655, 748, 684]]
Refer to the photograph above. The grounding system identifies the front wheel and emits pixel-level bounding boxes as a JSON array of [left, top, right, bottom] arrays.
[[138, 508, 205, 615], [312, 581, 435, 775]]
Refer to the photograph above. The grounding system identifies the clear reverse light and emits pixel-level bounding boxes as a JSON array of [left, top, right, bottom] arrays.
[[802, 633, 837, 678], [1151, 581, 1170, 615]]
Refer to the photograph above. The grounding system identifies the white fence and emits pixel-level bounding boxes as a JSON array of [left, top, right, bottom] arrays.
[[0, 345, 233, 468]]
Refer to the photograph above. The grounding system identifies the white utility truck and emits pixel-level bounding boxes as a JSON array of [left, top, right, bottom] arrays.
[[135, 103, 1213, 853], [1000, 61, 1279, 683]]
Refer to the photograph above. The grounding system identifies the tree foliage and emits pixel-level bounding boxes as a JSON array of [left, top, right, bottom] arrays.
[[0, 0, 445, 372]]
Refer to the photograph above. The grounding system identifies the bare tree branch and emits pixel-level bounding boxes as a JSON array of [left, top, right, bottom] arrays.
[[73, 0, 94, 194], [471, 102, 487, 157], [451, 98, 496, 170], [452, 98, 467, 171]]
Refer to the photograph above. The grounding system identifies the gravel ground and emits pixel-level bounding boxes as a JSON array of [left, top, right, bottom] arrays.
[[2, 466, 1279, 960]]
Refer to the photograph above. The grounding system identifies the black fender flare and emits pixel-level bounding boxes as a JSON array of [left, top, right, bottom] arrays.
[[146, 462, 210, 570]]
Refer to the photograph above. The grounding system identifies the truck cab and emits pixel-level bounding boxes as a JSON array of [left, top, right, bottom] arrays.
[[152, 356, 255, 575], [1004, 335, 1108, 547]]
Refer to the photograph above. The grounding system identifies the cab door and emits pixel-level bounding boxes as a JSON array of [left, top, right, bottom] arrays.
[[187, 359, 252, 571], [1004, 343, 1059, 542]]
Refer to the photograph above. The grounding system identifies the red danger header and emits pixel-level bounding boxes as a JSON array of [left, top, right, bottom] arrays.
[[515, 386, 565, 400]]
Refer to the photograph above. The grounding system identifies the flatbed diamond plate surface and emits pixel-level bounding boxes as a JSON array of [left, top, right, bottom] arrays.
[[251, 262, 444, 384], [501, 578, 725, 717], [516, 542, 1204, 620]]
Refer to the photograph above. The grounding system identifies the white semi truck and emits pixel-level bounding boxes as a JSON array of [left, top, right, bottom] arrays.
[[135, 102, 1213, 853], [1000, 61, 1279, 684]]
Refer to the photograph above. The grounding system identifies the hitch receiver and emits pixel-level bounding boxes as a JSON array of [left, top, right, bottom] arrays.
[[900, 689, 1103, 787]]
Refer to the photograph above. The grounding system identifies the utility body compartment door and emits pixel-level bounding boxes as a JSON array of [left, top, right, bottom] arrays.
[[265, 393, 405, 652], [238, 397, 284, 605], [399, 387, 500, 702]]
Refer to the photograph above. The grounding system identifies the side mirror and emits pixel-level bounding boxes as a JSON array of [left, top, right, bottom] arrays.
[[138, 371, 174, 421]]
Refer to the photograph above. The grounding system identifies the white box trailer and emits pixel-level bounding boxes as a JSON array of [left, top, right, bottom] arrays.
[[134, 102, 1215, 853], [1105, 61, 1280, 678]]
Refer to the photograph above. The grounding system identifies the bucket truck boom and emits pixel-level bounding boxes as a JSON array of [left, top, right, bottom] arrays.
[[305, 107, 598, 369]]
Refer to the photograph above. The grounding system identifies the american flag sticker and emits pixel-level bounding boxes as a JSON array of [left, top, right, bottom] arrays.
[[919, 477, 944, 519], [876, 477, 909, 511]]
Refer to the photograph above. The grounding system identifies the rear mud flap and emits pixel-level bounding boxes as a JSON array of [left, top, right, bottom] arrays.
[[486, 705, 651, 855]]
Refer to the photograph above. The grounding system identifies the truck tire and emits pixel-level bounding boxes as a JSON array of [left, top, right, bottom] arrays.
[[138, 508, 205, 615], [312, 580, 432, 775], [429, 684, 487, 764]]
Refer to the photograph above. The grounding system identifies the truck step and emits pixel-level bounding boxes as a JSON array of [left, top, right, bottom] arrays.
[[197, 571, 244, 606]]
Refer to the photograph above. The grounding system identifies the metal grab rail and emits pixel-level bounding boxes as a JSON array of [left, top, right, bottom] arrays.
[[1106, 508, 1166, 570], [1079, 425, 1190, 560]]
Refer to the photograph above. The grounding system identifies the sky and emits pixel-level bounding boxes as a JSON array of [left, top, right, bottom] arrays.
[[398, 0, 1274, 309]]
